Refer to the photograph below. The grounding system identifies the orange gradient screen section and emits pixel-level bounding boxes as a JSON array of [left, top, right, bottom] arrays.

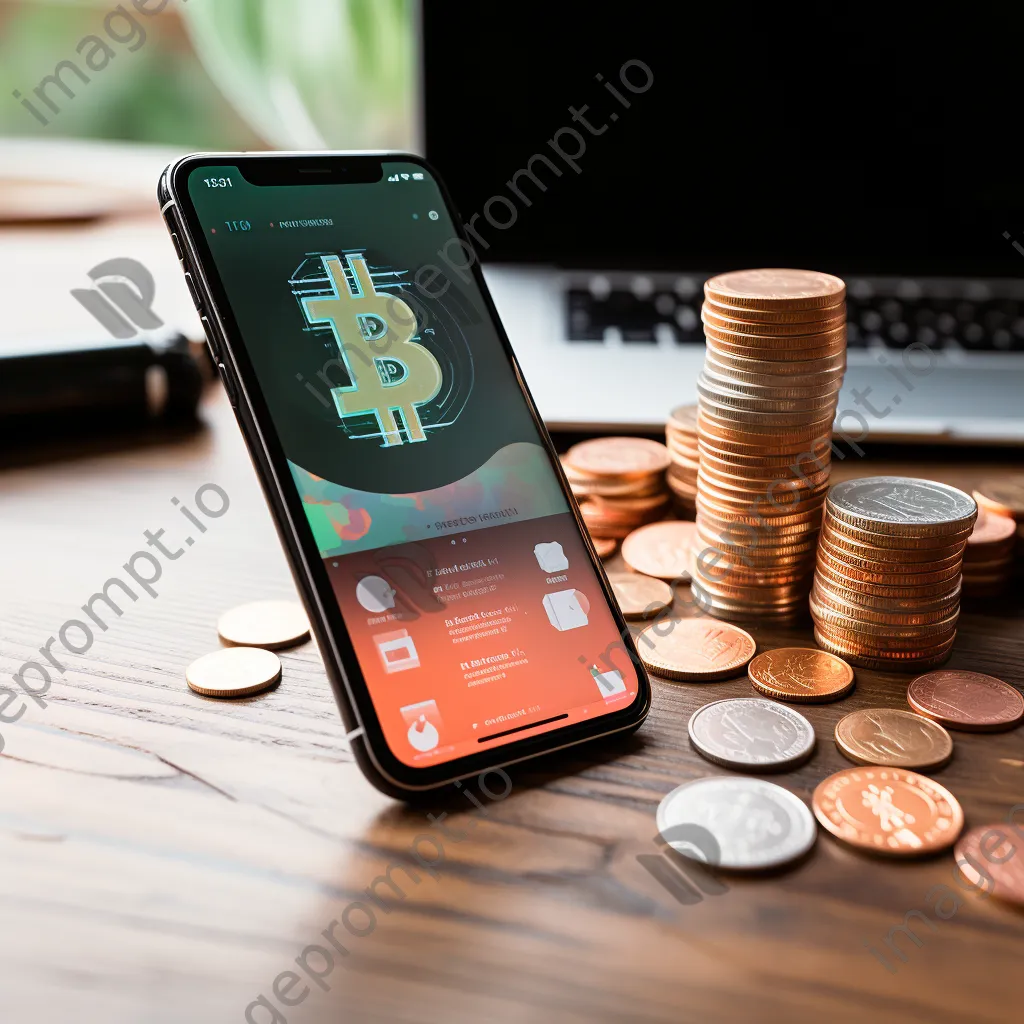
[[328, 514, 640, 767]]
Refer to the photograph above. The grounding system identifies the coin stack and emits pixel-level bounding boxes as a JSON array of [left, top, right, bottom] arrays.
[[961, 507, 1016, 598], [811, 477, 977, 670], [665, 404, 698, 518], [561, 437, 671, 543], [973, 476, 1024, 580], [691, 269, 846, 619]]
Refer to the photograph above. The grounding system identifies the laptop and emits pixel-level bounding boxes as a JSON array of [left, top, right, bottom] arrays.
[[420, 2, 1024, 442]]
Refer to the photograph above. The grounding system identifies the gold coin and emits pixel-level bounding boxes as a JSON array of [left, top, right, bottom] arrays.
[[186, 646, 282, 698], [637, 617, 756, 680], [705, 269, 846, 311], [217, 599, 311, 649], [748, 647, 854, 703], [607, 571, 674, 619], [835, 708, 953, 769]]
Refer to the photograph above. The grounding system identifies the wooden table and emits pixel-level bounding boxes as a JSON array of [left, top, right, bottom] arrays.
[[1, 389, 1022, 1024]]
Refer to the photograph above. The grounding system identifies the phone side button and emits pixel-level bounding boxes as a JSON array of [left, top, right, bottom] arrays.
[[217, 361, 239, 407], [183, 271, 204, 312], [169, 232, 184, 261], [199, 316, 221, 360]]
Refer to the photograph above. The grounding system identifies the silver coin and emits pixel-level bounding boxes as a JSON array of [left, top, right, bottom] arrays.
[[688, 698, 816, 771], [656, 776, 817, 871], [827, 477, 977, 533]]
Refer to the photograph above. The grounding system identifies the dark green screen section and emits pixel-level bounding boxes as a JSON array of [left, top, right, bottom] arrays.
[[186, 161, 549, 496]]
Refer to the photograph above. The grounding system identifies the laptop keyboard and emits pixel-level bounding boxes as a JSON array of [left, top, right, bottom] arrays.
[[565, 277, 1024, 351]]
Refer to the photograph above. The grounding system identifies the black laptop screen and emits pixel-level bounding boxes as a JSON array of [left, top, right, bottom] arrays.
[[422, 1, 1024, 277]]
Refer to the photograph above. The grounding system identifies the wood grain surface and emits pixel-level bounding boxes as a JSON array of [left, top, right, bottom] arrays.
[[1, 389, 1022, 1024]]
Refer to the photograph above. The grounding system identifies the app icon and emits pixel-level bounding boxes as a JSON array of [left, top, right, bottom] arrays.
[[357, 574, 396, 612], [400, 699, 443, 753], [534, 541, 568, 573], [589, 664, 627, 698], [542, 589, 590, 631], [374, 628, 420, 673]]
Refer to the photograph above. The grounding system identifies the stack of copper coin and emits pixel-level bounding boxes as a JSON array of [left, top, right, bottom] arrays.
[[811, 477, 977, 669], [961, 507, 1016, 597], [973, 477, 1024, 580], [665, 403, 698, 517], [561, 437, 671, 541], [690, 269, 846, 619]]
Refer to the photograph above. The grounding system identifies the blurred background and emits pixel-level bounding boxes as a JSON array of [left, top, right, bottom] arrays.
[[0, 0, 417, 449]]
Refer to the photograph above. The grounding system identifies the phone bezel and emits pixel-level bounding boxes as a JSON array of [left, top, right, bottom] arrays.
[[164, 151, 651, 791]]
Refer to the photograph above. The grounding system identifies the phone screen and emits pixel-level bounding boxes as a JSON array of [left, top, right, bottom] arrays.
[[185, 160, 642, 768]]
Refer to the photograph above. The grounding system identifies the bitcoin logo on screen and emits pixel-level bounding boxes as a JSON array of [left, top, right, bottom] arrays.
[[301, 254, 442, 446]]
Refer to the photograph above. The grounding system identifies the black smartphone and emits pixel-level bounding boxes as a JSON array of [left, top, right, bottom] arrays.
[[158, 152, 650, 796]]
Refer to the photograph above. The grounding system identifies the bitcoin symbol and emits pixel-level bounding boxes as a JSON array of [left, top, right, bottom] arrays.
[[302, 255, 442, 446]]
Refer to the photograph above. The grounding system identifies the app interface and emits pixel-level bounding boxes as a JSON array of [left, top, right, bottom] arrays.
[[186, 162, 640, 767]]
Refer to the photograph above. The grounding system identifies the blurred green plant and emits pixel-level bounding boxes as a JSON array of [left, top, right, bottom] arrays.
[[0, 0, 258, 146], [181, 0, 415, 149]]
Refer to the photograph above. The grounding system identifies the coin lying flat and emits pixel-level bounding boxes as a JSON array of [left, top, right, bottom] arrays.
[[637, 617, 756, 681], [592, 536, 617, 559], [621, 520, 697, 580], [217, 600, 311, 649], [704, 269, 846, 311], [748, 647, 854, 703], [564, 436, 671, 478], [972, 477, 1024, 521], [657, 776, 816, 871], [812, 766, 964, 856], [835, 708, 953, 770], [688, 698, 815, 771], [608, 572, 674, 619], [955, 825, 1024, 907], [907, 670, 1024, 732], [186, 646, 282, 698]]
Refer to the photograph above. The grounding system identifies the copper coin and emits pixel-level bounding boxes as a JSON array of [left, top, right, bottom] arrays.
[[814, 632, 955, 672], [621, 521, 696, 580], [702, 306, 847, 337], [967, 507, 1017, 546], [703, 295, 844, 324], [907, 670, 1024, 732], [835, 708, 953, 770], [973, 477, 1024, 520], [955, 825, 1024, 907], [607, 572, 673, 619], [748, 647, 854, 703], [812, 766, 964, 856], [592, 536, 617, 559], [186, 646, 282, 698], [565, 437, 671, 479], [704, 269, 846, 310], [637, 617, 756, 681], [217, 600, 311, 650]]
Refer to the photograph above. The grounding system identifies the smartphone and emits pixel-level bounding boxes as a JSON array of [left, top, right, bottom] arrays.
[[158, 152, 650, 796]]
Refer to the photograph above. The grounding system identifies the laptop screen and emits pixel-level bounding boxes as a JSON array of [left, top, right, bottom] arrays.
[[422, 2, 1024, 277]]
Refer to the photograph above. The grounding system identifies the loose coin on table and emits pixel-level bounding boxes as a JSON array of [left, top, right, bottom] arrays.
[[637, 617, 756, 681], [907, 670, 1024, 732], [812, 766, 964, 856], [607, 572, 674, 619], [688, 698, 815, 771], [747, 647, 854, 703], [621, 520, 697, 580], [593, 536, 617, 559], [657, 776, 816, 871], [955, 824, 1024, 908], [972, 476, 1024, 521], [217, 599, 311, 650], [834, 708, 953, 770], [186, 646, 282, 698]]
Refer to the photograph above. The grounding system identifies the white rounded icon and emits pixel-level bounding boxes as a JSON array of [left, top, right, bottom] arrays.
[[407, 714, 440, 752], [357, 575, 396, 612]]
